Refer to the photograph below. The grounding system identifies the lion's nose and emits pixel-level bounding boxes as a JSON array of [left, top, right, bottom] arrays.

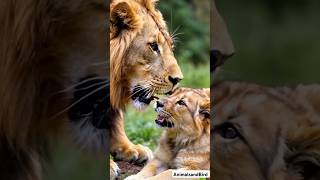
[[168, 76, 182, 86], [211, 50, 234, 72]]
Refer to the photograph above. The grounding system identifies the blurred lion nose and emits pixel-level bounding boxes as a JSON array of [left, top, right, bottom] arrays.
[[156, 101, 164, 108], [168, 76, 182, 86]]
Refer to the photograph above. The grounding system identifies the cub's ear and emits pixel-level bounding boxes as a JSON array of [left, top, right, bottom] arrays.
[[110, 2, 142, 38], [295, 84, 320, 113], [203, 88, 210, 97]]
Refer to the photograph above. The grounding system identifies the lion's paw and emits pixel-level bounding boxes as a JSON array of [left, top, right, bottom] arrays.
[[124, 174, 145, 180], [110, 160, 120, 180], [112, 144, 153, 165]]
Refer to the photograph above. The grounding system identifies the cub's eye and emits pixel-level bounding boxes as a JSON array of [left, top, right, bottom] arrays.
[[215, 123, 240, 139], [176, 99, 186, 106], [149, 42, 160, 53]]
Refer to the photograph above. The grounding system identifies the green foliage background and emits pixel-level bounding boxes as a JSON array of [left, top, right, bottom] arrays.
[[216, 0, 320, 85], [158, 0, 210, 64]]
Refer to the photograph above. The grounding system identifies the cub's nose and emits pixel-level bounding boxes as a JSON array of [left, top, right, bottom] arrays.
[[156, 101, 164, 108], [168, 76, 182, 86]]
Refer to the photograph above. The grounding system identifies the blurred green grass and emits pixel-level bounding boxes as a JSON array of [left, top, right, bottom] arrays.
[[125, 62, 210, 150], [45, 137, 106, 180], [216, 0, 320, 85]]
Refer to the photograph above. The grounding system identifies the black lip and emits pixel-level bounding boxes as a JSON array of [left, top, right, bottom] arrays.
[[131, 85, 157, 104], [155, 116, 174, 128], [68, 75, 108, 129]]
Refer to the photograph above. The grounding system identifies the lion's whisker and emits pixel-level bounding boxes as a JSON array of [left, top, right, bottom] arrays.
[[73, 81, 108, 93], [88, 61, 108, 67], [171, 25, 181, 37], [145, 87, 154, 98], [129, 85, 151, 98], [51, 84, 106, 119], [52, 77, 107, 96], [160, 110, 177, 123]]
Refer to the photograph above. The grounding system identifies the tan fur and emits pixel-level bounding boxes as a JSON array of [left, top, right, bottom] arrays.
[[213, 81, 320, 180], [126, 88, 210, 180], [110, 0, 182, 108], [109, 1, 183, 179]]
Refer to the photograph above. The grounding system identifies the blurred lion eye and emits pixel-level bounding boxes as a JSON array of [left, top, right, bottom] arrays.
[[215, 123, 240, 139], [149, 42, 160, 53], [176, 99, 186, 106]]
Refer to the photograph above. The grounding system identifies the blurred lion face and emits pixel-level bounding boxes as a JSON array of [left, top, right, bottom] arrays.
[[211, 0, 234, 72], [213, 82, 320, 180]]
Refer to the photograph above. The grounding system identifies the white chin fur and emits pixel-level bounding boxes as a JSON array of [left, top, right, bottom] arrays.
[[69, 116, 107, 152], [132, 99, 148, 111], [156, 124, 164, 129]]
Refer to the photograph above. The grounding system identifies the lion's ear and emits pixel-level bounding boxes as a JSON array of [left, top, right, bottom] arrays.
[[110, 2, 142, 38]]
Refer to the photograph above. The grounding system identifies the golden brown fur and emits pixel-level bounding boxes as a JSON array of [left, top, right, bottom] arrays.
[[125, 87, 210, 180], [213, 81, 320, 180], [110, 0, 182, 109], [109, 0, 183, 178], [0, 0, 107, 179]]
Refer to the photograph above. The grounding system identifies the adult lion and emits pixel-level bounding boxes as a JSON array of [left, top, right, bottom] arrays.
[[213, 81, 320, 180], [109, 0, 183, 178], [212, 0, 234, 72], [0, 0, 109, 179]]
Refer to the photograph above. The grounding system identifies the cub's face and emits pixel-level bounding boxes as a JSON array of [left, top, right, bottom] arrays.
[[212, 82, 320, 180], [155, 88, 210, 134], [213, 89, 286, 180]]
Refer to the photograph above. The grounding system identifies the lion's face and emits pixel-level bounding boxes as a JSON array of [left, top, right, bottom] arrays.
[[110, 0, 183, 110], [212, 0, 234, 72], [49, 1, 109, 149], [213, 85, 285, 180], [127, 16, 183, 109], [213, 82, 320, 180], [155, 88, 210, 135]]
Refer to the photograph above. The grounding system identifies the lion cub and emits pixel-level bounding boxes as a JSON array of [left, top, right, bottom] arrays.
[[125, 87, 210, 180]]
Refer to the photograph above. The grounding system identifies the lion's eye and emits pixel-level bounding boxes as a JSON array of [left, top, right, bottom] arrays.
[[149, 42, 160, 53], [215, 123, 240, 139], [176, 99, 186, 106]]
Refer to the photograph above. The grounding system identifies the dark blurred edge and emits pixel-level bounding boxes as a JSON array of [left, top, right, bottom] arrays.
[[106, 0, 111, 179], [210, 0, 213, 176]]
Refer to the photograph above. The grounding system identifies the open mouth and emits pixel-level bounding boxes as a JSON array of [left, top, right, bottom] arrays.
[[131, 85, 158, 105], [155, 115, 174, 128]]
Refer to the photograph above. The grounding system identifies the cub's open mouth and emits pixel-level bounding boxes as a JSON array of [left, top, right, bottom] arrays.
[[155, 115, 174, 128], [131, 85, 158, 104]]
